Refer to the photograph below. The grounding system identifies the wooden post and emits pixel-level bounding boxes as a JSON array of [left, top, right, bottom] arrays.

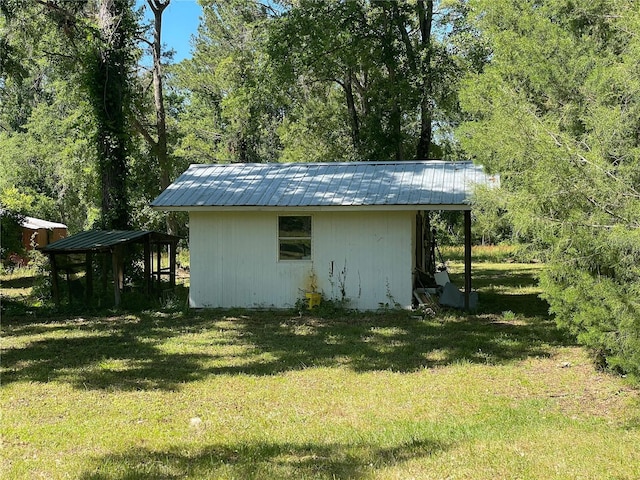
[[169, 242, 176, 288], [464, 209, 472, 311], [85, 252, 93, 302], [415, 212, 423, 272], [144, 236, 151, 294], [112, 247, 123, 306], [156, 243, 162, 288], [49, 254, 60, 307]]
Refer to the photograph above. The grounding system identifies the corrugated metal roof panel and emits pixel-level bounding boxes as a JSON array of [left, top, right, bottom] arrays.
[[42, 230, 151, 253], [151, 161, 499, 210], [41, 230, 179, 253]]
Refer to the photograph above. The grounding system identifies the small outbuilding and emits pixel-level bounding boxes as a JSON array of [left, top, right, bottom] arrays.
[[21, 216, 68, 251], [151, 161, 498, 310], [0, 211, 68, 266], [42, 230, 181, 307]]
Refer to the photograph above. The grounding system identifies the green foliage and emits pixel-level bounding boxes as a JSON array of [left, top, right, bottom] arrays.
[[0, 80, 100, 231], [0, 208, 24, 261], [276, 86, 356, 163], [539, 226, 640, 379], [458, 0, 640, 378], [175, 0, 283, 164], [471, 186, 514, 245]]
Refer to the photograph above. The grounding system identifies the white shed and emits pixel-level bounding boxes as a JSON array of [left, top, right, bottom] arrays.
[[151, 161, 498, 310]]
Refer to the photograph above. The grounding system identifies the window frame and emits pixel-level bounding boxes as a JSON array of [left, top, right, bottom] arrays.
[[277, 215, 312, 262]]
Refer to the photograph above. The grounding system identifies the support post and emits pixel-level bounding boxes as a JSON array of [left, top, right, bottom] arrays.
[[85, 252, 93, 302], [144, 236, 151, 294], [464, 209, 472, 311], [50, 254, 60, 307], [112, 246, 123, 307], [156, 243, 162, 288], [169, 242, 176, 288]]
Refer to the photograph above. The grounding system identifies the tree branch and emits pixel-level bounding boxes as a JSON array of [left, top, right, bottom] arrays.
[[131, 115, 157, 150]]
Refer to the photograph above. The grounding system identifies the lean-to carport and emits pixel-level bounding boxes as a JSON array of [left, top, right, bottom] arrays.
[[41, 230, 180, 307]]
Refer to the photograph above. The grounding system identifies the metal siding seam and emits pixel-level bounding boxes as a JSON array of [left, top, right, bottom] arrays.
[[178, 165, 209, 206], [214, 165, 240, 206], [287, 164, 308, 207], [330, 163, 353, 205], [316, 164, 338, 205], [347, 165, 366, 206], [366, 163, 386, 205], [443, 162, 455, 205], [155, 165, 196, 206], [169, 165, 200, 206], [297, 164, 319, 206], [278, 164, 296, 207], [396, 163, 412, 204], [428, 162, 440, 205], [407, 163, 423, 204], [262, 165, 291, 206]]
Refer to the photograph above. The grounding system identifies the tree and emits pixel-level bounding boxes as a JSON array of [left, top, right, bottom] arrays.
[[0, 2, 101, 231], [416, 0, 435, 159], [0, 209, 25, 263], [458, 0, 640, 378], [269, 0, 473, 161], [131, 0, 182, 234], [86, 0, 137, 229], [175, 0, 283, 164]]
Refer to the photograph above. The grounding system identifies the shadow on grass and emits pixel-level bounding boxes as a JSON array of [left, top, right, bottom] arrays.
[[1, 307, 572, 390], [202, 310, 571, 376], [449, 264, 550, 318], [1, 314, 213, 391], [80, 438, 448, 480], [1, 261, 572, 389], [0, 273, 38, 289]]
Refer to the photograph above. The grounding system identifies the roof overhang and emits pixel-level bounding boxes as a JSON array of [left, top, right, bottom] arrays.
[[154, 204, 472, 212]]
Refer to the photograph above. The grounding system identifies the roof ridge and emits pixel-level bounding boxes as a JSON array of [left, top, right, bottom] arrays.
[[188, 160, 472, 168]]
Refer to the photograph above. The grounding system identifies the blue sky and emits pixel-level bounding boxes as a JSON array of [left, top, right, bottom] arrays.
[[139, 0, 203, 62]]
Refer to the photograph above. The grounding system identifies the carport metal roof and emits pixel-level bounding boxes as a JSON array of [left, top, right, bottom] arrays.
[[42, 230, 179, 254]]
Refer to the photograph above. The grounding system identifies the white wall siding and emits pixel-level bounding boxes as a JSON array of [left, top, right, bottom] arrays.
[[313, 211, 414, 309], [189, 210, 414, 310]]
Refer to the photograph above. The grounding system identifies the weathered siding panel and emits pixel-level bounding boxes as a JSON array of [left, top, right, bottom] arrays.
[[313, 211, 414, 310], [189, 210, 414, 310]]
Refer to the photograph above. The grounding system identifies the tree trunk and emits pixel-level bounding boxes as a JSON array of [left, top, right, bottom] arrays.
[[416, 0, 434, 160], [148, 0, 179, 235], [94, 0, 131, 230], [150, 0, 169, 190], [382, 4, 403, 160], [343, 70, 361, 155]]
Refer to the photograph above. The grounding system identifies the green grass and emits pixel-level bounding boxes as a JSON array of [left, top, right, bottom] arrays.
[[2, 248, 639, 479]]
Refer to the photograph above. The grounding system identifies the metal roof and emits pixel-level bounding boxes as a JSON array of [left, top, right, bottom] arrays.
[[22, 216, 67, 230], [41, 230, 179, 254], [151, 161, 499, 211], [0, 209, 67, 230]]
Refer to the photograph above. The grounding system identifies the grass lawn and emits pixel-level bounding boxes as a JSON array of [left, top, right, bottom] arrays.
[[2, 248, 639, 479]]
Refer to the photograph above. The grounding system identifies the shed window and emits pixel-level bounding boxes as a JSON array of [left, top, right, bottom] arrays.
[[279, 216, 311, 260]]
